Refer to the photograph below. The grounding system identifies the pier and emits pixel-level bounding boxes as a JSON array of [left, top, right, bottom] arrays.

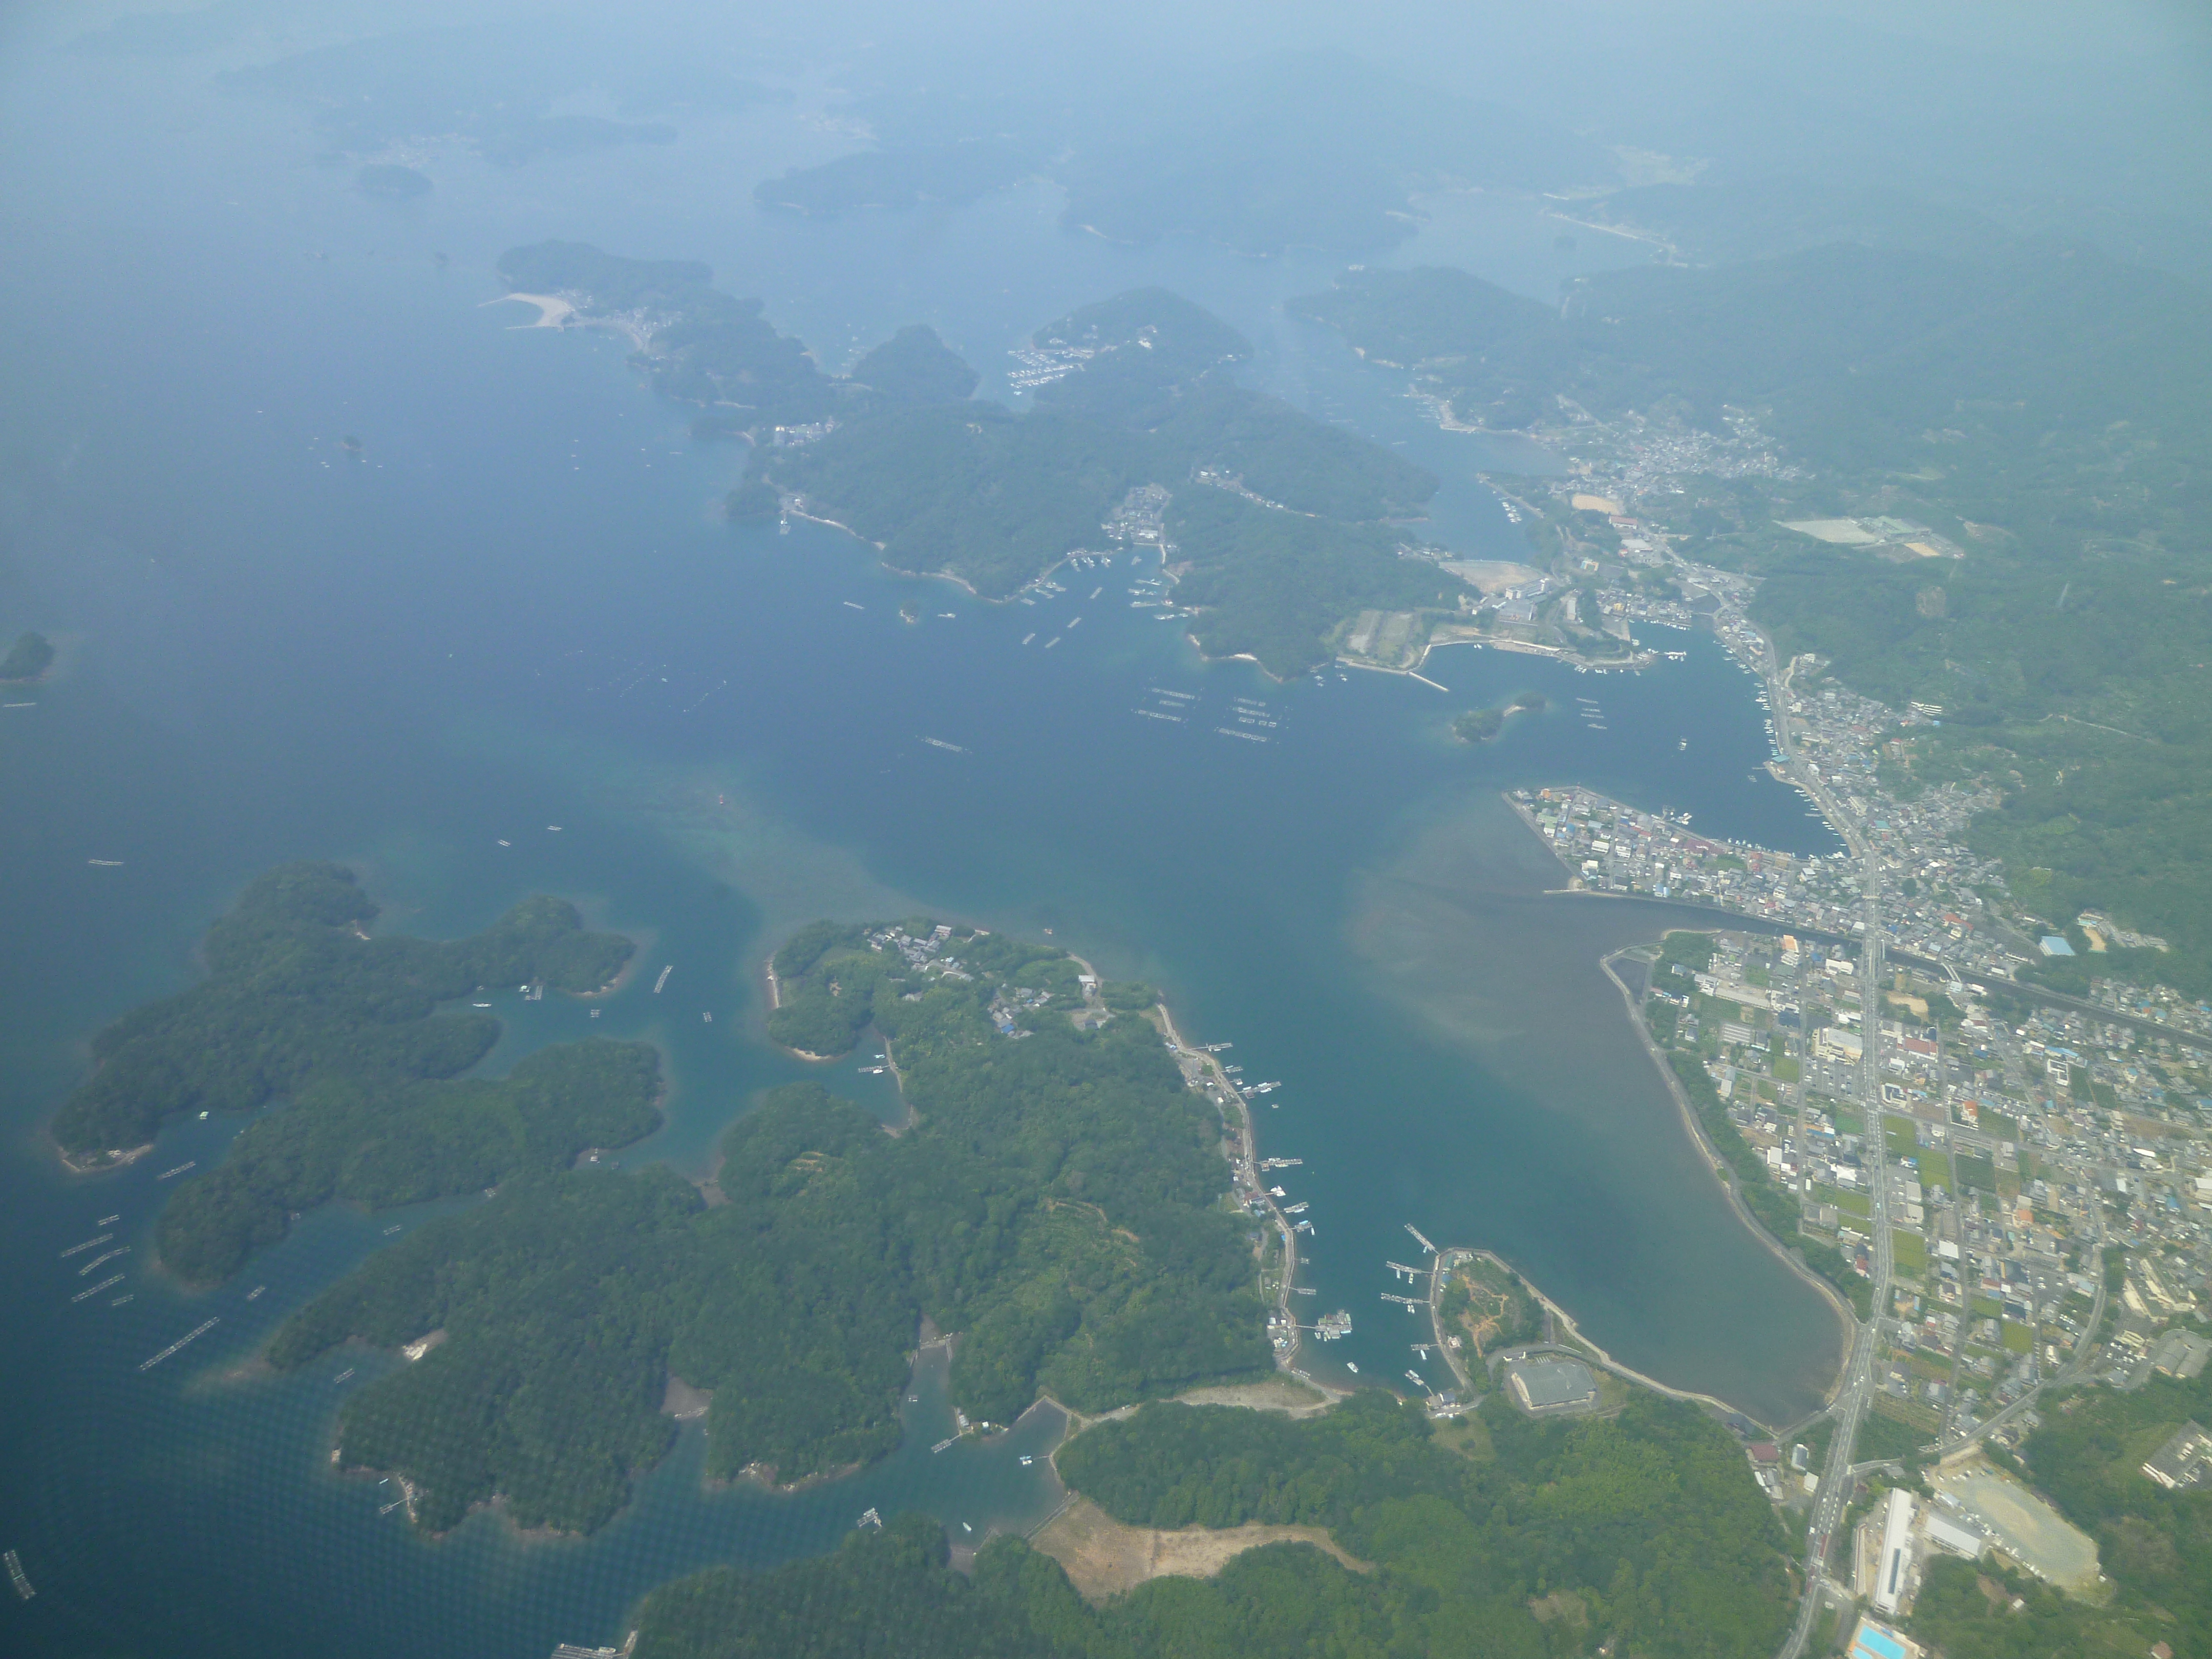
[[1150, 1002, 1310, 1376]]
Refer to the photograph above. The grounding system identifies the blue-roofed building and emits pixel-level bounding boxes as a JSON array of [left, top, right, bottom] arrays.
[[2038, 935, 2075, 957]]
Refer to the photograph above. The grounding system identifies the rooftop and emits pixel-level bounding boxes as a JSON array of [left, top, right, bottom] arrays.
[[1506, 1355, 1598, 1412]]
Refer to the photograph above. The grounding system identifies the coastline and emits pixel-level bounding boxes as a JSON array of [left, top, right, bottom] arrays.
[[576, 931, 651, 1001], [1598, 947, 1857, 1408], [1428, 1245, 1768, 1424], [1147, 997, 1312, 1384], [1502, 789, 1853, 1410], [58, 1139, 154, 1176], [487, 291, 654, 352]]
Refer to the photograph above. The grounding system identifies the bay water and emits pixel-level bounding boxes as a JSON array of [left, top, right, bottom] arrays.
[[0, 37, 1839, 1657]]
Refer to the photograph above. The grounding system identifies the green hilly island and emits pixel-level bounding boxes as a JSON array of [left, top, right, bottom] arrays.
[[500, 242, 1463, 674], [261, 916, 1267, 1533]]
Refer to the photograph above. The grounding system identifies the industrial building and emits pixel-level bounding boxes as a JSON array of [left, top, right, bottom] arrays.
[[1503, 1355, 1598, 1414], [2142, 1421, 2212, 1492]]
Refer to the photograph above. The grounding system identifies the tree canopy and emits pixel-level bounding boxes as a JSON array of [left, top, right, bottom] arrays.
[[635, 1388, 1797, 1659], [265, 919, 1268, 1534], [52, 862, 633, 1162]]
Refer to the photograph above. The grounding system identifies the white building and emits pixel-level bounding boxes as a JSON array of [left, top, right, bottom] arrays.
[[1874, 1487, 1918, 1617]]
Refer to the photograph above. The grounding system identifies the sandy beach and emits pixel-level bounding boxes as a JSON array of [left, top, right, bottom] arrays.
[[488, 291, 576, 329]]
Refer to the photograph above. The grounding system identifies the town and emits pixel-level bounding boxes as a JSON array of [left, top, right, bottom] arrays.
[[1444, 408, 2212, 1656]]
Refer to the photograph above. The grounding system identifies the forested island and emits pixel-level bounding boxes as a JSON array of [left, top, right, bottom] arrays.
[[2, 629, 54, 681], [755, 140, 1035, 216], [50, 863, 646, 1281], [217, 26, 776, 164], [752, 55, 1614, 257], [1452, 692, 1543, 744], [263, 918, 1269, 1535], [1293, 244, 2212, 995], [355, 162, 431, 198], [760, 285, 1455, 674], [631, 1388, 1795, 1659], [500, 243, 1466, 674]]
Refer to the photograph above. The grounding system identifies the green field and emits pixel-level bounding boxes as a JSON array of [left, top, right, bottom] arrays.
[[1867, 1393, 1943, 1439], [1814, 1183, 1873, 1220], [1891, 1230, 1927, 1273], [1912, 1149, 1954, 1191], [1883, 1114, 1919, 1156], [2002, 1321, 2035, 1355]]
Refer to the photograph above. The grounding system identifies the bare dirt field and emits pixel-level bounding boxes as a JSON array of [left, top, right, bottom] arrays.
[[1031, 1497, 1368, 1602], [1169, 1377, 1335, 1415]]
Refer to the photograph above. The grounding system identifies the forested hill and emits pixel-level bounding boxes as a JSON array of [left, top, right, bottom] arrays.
[[760, 285, 1452, 673], [263, 920, 1269, 1535], [630, 1390, 1796, 1659], [49, 862, 648, 1282], [501, 239, 1457, 674], [752, 53, 1617, 257], [1292, 246, 2212, 495], [1294, 248, 2212, 993], [1912, 1364, 2212, 1657], [497, 240, 834, 426], [53, 861, 632, 1160]]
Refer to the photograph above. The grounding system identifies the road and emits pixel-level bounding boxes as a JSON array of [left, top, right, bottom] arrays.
[[1762, 637, 1894, 1659], [1152, 1004, 1307, 1371]]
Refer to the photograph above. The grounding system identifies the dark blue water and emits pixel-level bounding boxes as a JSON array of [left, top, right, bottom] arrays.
[[0, 32, 1839, 1658]]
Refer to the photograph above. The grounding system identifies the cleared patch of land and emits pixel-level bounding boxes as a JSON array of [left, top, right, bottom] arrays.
[[1170, 1376, 1332, 1414], [1032, 1497, 1368, 1602]]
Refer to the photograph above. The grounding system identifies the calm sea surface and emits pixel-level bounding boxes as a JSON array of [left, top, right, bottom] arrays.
[[0, 37, 1840, 1657]]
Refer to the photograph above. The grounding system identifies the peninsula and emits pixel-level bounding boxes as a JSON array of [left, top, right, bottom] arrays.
[[263, 917, 1270, 1535], [628, 1352, 1797, 1659], [494, 241, 1469, 675]]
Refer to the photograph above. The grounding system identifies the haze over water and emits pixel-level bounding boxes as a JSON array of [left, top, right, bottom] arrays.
[[2, 33, 1841, 1659]]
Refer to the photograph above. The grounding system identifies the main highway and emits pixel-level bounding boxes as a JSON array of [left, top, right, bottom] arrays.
[[1757, 635, 1894, 1659]]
